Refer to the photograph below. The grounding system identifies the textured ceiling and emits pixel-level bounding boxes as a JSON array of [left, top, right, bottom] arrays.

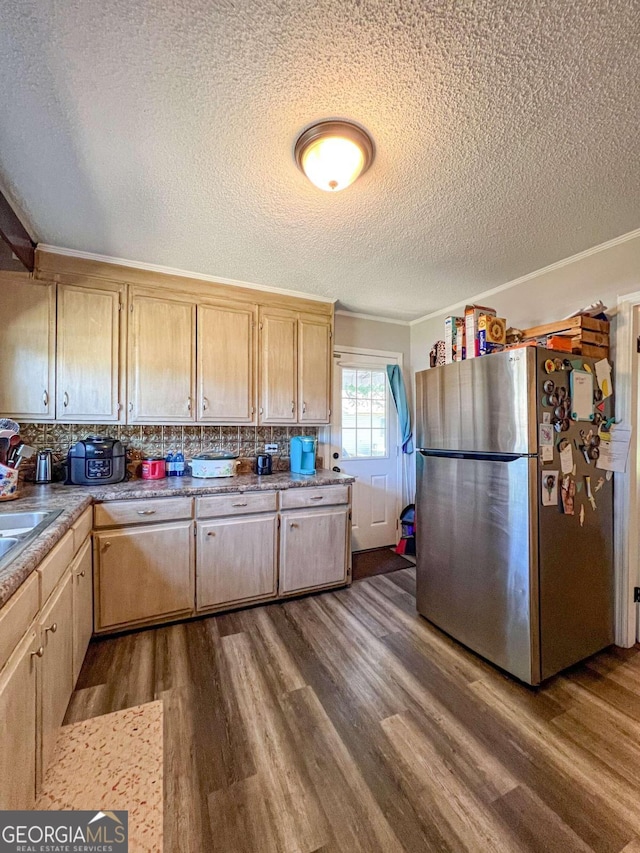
[[0, 0, 639, 320]]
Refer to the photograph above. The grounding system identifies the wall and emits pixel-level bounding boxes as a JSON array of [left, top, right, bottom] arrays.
[[411, 231, 640, 375]]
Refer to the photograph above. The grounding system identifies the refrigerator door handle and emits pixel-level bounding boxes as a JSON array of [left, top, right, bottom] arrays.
[[417, 449, 535, 463]]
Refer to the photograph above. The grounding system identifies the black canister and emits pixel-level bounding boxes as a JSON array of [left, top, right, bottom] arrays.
[[255, 453, 273, 475]]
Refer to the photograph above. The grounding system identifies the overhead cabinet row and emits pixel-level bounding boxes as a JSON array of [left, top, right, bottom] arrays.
[[0, 278, 332, 425]]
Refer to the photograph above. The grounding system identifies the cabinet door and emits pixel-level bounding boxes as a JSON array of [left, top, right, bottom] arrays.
[[279, 507, 349, 594], [71, 539, 93, 684], [196, 514, 277, 610], [128, 292, 196, 423], [259, 309, 297, 424], [0, 628, 38, 808], [198, 302, 256, 423], [39, 571, 74, 784], [94, 522, 194, 631], [0, 278, 55, 420], [298, 314, 331, 423], [57, 283, 122, 422]]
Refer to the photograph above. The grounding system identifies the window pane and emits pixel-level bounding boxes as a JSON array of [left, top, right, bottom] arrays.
[[342, 369, 356, 394], [357, 411, 372, 429], [357, 429, 372, 456], [356, 398, 371, 414], [371, 371, 386, 398], [357, 371, 371, 398], [342, 429, 356, 457], [371, 429, 386, 456], [371, 412, 386, 430], [342, 397, 356, 428]]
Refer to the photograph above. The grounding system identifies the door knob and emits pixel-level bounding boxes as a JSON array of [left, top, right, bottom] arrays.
[[333, 466, 341, 472], [332, 452, 339, 459]]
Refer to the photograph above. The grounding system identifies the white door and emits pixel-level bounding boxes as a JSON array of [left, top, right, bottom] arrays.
[[330, 352, 401, 551]]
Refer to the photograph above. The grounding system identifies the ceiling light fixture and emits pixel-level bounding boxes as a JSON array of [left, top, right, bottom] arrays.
[[294, 120, 374, 192]]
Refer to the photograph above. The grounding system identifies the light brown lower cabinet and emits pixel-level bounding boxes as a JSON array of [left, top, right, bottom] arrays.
[[71, 539, 93, 683], [0, 627, 39, 809], [38, 571, 74, 785], [279, 506, 350, 594], [196, 514, 277, 610], [94, 521, 194, 631]]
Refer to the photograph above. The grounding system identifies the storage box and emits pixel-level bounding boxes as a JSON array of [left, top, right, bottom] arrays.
[[444, 316, 464, 364], [478, 314, 506, 355], [524, 315, 610, 359], [465, 304, 496, 359]]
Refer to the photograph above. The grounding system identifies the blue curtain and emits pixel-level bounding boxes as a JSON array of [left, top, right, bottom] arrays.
[[386, 365, 413, 454]]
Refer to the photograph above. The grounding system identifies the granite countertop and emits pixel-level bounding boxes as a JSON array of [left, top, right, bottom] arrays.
[[0, 471, 354, 609]]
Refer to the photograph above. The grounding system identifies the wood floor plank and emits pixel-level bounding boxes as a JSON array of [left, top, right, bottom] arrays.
[[69, 568, 640, 853]]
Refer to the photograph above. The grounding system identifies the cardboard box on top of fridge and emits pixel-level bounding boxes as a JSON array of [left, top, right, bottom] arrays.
[[478, 314, 507, 355], [465, 304, 496, 358], [444, 316, 465, 364]]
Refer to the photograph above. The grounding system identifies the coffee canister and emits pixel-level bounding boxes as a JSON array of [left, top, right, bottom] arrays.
[[141, 457, 166, 480]]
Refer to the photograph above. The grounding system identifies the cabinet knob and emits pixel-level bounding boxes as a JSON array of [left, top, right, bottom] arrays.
[[207, 531, 216, 537], [31, 646, 44, 659], [45, 622, 58, 634], [303, 401, 307, 414], [202, 396, 209, 411], [290, 522, 298, 528], [103, 541, 111, 550], [128, 402, 134, 413], [79, 570, 86, 578], [291, 401, 295, 413], [63, 391, 69, 408], [137, 510, 156, 515], [187, 397, 192, 412], [42, 389, 49, 407]]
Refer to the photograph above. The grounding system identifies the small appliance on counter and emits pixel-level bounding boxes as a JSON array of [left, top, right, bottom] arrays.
[[190, 452, 239, 479], [35, 449, 53, 484], [290, 436, 317, 475], [66, 435, 126, 485], [255, 453, 273, 475]]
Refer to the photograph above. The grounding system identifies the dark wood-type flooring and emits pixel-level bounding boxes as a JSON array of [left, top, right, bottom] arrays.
[[66, 569, 640, 852], [351, 546, 414, 580]]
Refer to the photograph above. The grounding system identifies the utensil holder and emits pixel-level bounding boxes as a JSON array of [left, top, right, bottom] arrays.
[[0, 463, 19, 501]]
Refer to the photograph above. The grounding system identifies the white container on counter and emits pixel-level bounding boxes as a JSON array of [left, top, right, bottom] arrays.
[[190, 452, 240, 479]]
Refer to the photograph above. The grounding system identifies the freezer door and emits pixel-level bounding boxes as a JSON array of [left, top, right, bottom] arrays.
[[416, 348, 537, 454], [416, 451, 540, 684]]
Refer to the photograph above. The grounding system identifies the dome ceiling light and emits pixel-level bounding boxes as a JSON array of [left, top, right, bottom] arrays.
[[294, 120, 374, 192]]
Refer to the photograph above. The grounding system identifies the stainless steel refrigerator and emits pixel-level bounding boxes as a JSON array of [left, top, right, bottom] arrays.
[[415, 346, 614, 685]]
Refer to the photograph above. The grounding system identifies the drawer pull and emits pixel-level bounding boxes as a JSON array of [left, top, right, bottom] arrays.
[[102, 541, 111, 550], [290, 522, 298, 528], [63, 391, 69, 408], [310, 496, 324, 501], [45, 622, 58, 634], [207, 531, 216, 537], [31, 646, 44, 659], [79, 570, 86, 578], [137, 510, 157, 515], [232, 502, 248, 507], [42, 389, 49, 407]]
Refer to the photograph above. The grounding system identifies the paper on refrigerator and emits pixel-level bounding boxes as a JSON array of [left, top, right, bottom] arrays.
[[596, 426, 632, 473]]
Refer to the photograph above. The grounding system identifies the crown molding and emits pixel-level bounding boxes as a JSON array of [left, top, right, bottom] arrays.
[[335, 309, 410, 326], [409, 226, 640, 327], [37, 244, 337, 305]]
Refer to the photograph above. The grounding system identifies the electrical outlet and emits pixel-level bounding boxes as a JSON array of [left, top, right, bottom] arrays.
[[265, 443, 278, 452]]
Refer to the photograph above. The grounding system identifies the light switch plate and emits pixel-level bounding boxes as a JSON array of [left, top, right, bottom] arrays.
[[264, 443, 278, 452]]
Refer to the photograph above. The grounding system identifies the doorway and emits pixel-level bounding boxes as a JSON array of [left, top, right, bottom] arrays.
[[328, 347, 402, 552]]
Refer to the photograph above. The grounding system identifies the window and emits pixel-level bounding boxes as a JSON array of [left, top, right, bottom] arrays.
[[341, 367, 387, 458]]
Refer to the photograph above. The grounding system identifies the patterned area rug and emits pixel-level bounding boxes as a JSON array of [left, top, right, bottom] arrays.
[[37, 700, 163, 853]]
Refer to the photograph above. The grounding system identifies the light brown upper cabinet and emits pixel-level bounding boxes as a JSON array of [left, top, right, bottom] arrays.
[[258, 307, 332, 425], [197, 301, 256, 423], [258, 308, 298, 424], [128, 290, 196, 423], [56, 282, 123, 422], [0, 278, 55, 421], [298, 313, 331, 423]]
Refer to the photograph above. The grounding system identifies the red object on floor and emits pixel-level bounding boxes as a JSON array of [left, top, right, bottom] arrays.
[[395, 539, 407, 555]]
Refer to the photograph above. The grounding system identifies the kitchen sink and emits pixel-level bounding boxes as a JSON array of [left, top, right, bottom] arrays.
[[0, 509, 63, 573]]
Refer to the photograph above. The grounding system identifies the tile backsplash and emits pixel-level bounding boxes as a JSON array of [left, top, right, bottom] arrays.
[[18, 423, 319, 479]]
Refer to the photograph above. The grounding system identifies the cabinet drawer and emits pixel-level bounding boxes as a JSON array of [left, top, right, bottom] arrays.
[[94, 497, 193, 528], [0, 572, 39, 673], [38, 530, 74, 604], [196, 491, 277, 519], [71, 507, 92, 553], [279, 485, 349, 510]]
